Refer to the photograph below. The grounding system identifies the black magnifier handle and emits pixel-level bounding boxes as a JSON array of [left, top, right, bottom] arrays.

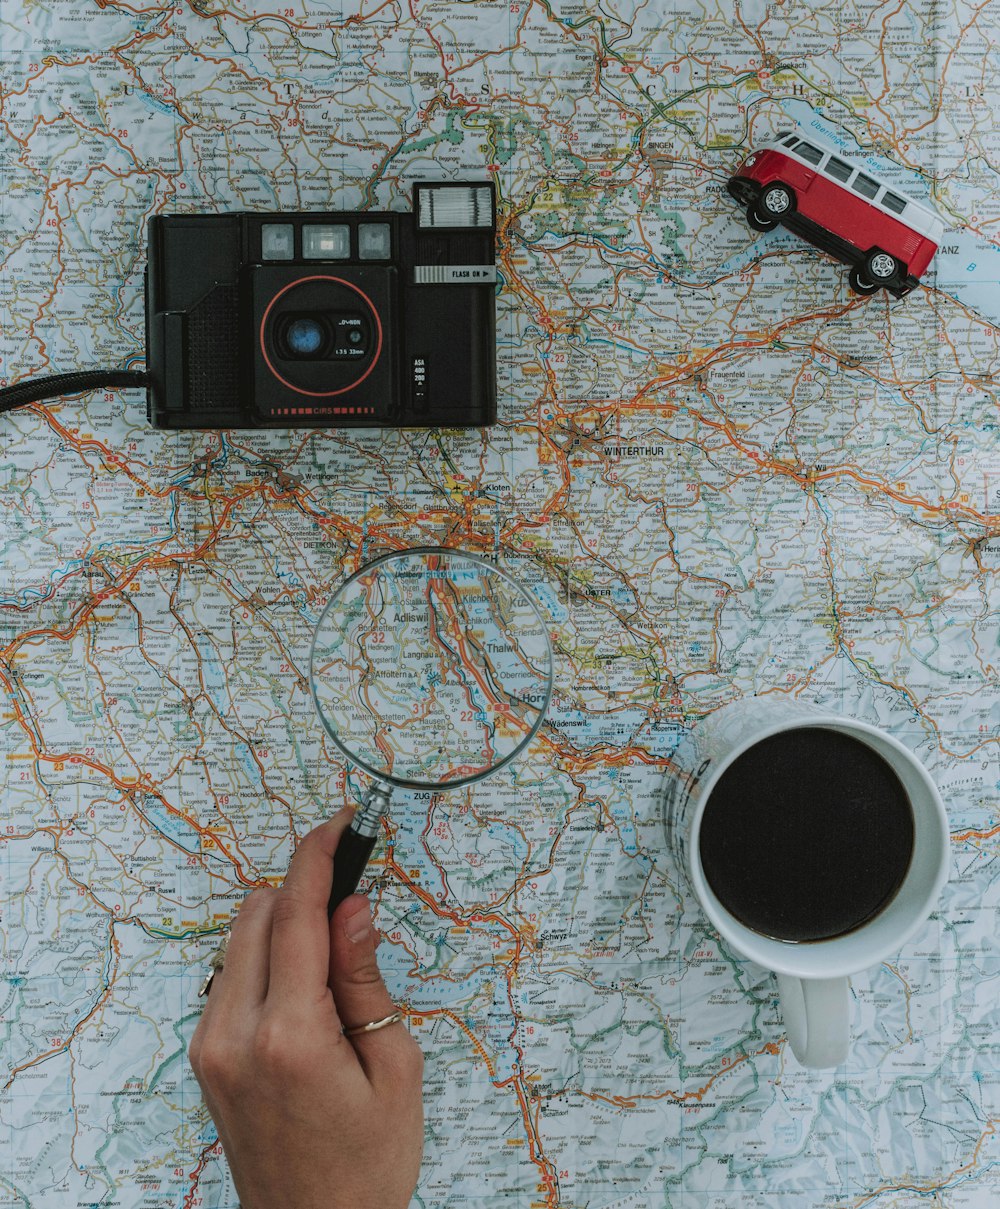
[[328, 783, 393, 918]]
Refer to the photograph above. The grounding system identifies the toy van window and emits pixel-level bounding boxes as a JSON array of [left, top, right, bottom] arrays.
[[826, 156, 853, 182], [852, 173, 880, 199], [782, 136, 799, 147], [882, 191, 908, 214], [796, 142, 824, 165]]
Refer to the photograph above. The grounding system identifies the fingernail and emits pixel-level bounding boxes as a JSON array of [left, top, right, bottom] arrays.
[[343, 899, 373, 944]]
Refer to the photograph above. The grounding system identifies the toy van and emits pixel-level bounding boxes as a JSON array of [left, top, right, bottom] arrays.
[[727, 130, 945, 296]]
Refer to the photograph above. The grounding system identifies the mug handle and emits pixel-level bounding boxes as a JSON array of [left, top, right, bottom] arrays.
[[775, 974, 849, 1068]]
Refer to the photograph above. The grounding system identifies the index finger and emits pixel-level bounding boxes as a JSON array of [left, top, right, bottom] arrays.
[[266, 807, 356, 1009]]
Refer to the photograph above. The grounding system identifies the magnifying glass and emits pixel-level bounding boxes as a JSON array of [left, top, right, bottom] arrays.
[[310, 546, 554, 917]]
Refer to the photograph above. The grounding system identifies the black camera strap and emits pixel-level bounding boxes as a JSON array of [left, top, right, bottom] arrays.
[[0, 370, 149, 415]]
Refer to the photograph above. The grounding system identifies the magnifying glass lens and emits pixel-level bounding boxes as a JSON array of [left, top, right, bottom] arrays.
[[310, 549, 553, 790]]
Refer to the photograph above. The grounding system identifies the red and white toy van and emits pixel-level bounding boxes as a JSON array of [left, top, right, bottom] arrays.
[[727, 129, 945, 296]]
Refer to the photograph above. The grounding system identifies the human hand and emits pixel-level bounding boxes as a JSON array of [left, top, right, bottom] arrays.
[[189, 809, 424, 1209]]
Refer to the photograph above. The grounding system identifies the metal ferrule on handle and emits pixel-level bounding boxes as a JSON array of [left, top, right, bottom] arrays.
[[327, 783, 393, 918], [351, 784, 393, 837]]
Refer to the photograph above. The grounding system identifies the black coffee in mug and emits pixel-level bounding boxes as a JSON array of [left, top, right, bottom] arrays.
[[698, 727, 915, 943]]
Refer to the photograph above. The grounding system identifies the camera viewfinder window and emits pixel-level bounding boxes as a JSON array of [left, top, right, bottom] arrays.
[[303, 225, 351, 259], [359, 224, 392, 259], [262, 224, 295, 260]]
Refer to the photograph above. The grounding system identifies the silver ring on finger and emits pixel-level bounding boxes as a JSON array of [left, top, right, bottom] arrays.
[[342, 1009, 404, 1037], [197, 932, 230, 999]]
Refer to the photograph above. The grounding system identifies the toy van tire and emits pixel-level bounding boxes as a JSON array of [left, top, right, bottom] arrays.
[[864, 249, 901, 284], [758, 183, 795, 219], [848, 266, 881, 296], [746, 206, 779, 232]]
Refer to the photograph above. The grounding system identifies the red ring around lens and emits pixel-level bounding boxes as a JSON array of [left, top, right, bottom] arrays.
[[259, 275, 383, 397]]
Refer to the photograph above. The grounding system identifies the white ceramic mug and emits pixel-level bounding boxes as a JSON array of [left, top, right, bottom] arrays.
[[663, 696, 950, 1068]]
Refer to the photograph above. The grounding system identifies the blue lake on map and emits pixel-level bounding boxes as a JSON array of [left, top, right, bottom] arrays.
[[141, 801, 201, 853]]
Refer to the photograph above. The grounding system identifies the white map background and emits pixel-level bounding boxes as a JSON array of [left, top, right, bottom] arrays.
[[0, 1, 998, 1206]]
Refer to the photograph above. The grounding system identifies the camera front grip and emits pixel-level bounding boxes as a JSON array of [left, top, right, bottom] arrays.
[[774, 973, 849, 1069]]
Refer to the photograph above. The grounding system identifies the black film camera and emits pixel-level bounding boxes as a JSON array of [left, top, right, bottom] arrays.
[[145, 182, 497, 429]]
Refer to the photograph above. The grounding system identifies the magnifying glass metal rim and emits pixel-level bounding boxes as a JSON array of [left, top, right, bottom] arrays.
[[309, 545, 555, 791]]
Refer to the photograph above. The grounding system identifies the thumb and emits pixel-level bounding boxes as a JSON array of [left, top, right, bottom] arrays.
[[330, 896, 411, 1071]]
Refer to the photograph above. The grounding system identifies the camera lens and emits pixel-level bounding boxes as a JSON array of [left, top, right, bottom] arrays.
[[285, 317, 325, 356]]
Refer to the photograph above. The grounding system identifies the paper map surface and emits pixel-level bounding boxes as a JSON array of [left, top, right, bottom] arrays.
[[1, 2, 998, 1206]]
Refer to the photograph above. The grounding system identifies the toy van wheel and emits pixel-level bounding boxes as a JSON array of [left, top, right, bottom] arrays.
[[865, 249, 900, 284], [746, 205, 779, 232], [848, 266, 880, 295], [758, 183, 795, 218]]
